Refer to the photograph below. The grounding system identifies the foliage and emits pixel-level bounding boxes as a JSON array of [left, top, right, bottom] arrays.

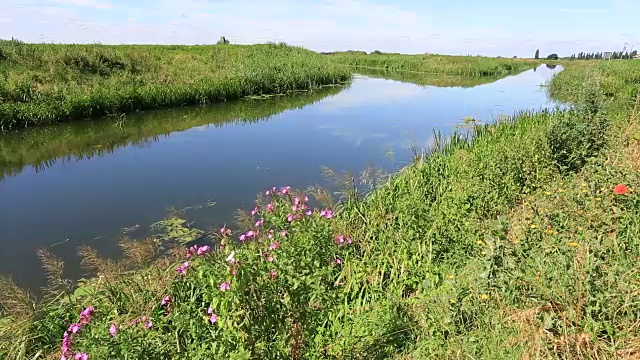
[[535, 49, 540, 59], [330, 52, 540, 77], [0, 41, 350, 130], [547, 53, 559, 60]]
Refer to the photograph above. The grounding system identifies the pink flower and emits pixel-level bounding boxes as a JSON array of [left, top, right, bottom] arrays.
[[239, 234, 246, 242], [74, 353, 88, 360], [293, 197, 300, 205], [304, 196, 309, 202], [306, 210, 313, 216], [267, 256, 275, 263], [61, 336, 70, 354], [280, 186, 291, 195], [292, 205, 298, 212], [197, 245, 211, 256], [207, 307, 214, 315], [61, 355, 68, 360], [320, 209, 334, 219], [209, 314, 218, 324], [251, 206, 259, 216], [255, 219, 264, 227], [246, 230, 255, 238], [231, 267, 237, 276], [265, 190, 271, 196], [176, 261, 190, 275], [269, 270, 278, 279], [68, 323, 81, 334], [280, 230, 287, 237], [220, 226, 231, 236], [161, 296, 171, 306], [266, 203, 275, 212], [335, 258, 342, 265], [219, 282, 231, 291], [79, 306, 94, 323], [287, 214, 294, 222], [141, 316, 147, 322], [300, 204, 308, 211], [109, 324, 118, 337], [268, 242, 280, 251], [336, 235, 345, 245], [145, 321, 153, 329]]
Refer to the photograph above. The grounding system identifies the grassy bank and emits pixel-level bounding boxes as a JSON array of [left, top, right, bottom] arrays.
[[0, 41, 350, 130], [2, 61, 639, 359], [0, 85, 343, 180], [353, 67, 505, 88], [330, 52, 540, 77]]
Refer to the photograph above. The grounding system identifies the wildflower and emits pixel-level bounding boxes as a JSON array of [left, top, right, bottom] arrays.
[[220, 226, 231, 236], [267, 256, 275, 263], [582, 189, 588, 193], [176, 261, 190, 275], [578, 227, 584, 231], [287, 214, 294, 222], [292, 205, 298, 212], [476, 240, 483, 245], [280, 230, 287, 237], [219, 282, 231, 291], [145, 321, 153, 329], [306, 210, 313, 216], [68, 323, 81, 334], [553, 231, 559, 236], [280, 186, 291, 195], [581, 183, 588, 187], [334, 258, 342, 265], [266, 203, 275, 212], [80, 306, 94, 320], [481, 251, 487, 255], [320, 209, 334, 219], [74, 353, 88, 360], [209, 314, 218, 324], [336, 235, 346, 245], [246, 230, 255, 238], [109, 324, 118, 337], [530, 224, 537, 229], [239, 234, 246, 242], [255, 219, 264, 227], [251, 206, 259, 216], [207, 307, 214, 315], [595, 197, 602, 201], [269, 270, 278, 279], [268, 242, 280, 251], [545, 191, 552, 195], [450, 299, 457, 304], [568, 242, 579, 247], [480, 294, 489, 300], [614, 184, 629, 195], [304, 196, 309, 202], [446, 275, 455, 280], [197, 245, 211, 256], [293, 197, 300, 206], [265, 190, 271, 196], [161, 296, 171, 307], [231, 268, 237, 276]]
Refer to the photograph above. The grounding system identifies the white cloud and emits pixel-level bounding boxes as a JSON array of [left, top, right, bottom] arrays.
[[51, 0, 113, 9]]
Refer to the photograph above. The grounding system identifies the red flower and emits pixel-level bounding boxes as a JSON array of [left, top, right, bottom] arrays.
[[614, 184, 629, 195]]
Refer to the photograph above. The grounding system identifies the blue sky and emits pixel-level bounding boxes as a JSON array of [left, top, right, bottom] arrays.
[[1, 0, 638, 56]]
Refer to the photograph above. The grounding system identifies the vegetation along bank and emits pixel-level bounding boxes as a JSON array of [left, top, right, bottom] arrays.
[[0, 41, 350, 130], [1, 58, 639, 358]]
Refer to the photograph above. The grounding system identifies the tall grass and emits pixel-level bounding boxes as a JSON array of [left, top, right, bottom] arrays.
[[354, 67, 506, 88], [0, 40, 351, 130], [2, 60, 639, 359], [330, 52, 540, 77]]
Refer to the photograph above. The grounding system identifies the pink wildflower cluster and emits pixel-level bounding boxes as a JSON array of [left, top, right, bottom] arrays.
[[219, 226, 232, 236], [176, 261, 190, 275], [335, 235, 353, 246], [185, 244, 211, 258], [130, 315, 153, 329], [239, 230, 257, 242], [207, 307, 218, 324], [319, 209, 334, 219], [60, 307, 94, 360]]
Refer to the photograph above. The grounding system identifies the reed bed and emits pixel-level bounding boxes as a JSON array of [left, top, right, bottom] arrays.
[[0, 41, 350, 130]]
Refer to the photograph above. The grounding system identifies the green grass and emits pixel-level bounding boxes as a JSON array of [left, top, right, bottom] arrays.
[[353, 67, 507, 88], [330, 52, 541, 77], [0, 85, 343, 180], [0, 40, 350, 130], [2, 60, 640, 359]]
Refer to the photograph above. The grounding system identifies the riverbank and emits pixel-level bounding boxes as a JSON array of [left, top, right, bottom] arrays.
[[330, 52, 540, 77], [1, 60, 639, 359], [0, 41, 350, 130]]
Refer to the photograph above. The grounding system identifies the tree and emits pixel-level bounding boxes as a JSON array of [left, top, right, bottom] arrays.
[[547, 53, 559, 60], [216, 36, 230, 45], [535, 49, 540, 59]]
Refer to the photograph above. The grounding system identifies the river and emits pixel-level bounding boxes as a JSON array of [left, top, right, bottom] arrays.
[[0, 64, 562, 291]]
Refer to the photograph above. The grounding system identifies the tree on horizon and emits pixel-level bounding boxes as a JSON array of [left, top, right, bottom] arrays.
[[535, 49, 540, 59]]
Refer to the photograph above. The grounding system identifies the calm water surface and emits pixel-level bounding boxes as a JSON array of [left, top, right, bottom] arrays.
[[0, 65, 562, 290]]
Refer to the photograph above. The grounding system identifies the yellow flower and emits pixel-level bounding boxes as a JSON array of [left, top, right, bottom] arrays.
[[581, 183, 588, 187], [578, 227, 584, 231], [530, 224, 537, 229], [450, 299, 457, 304], [476, 240, 484, 245], [582, 189, 589, 193], [481, 251, 487, 255], [595, 197, 602, 201], [559, 189, 565, 193], [480, 294, 489, 300], [545, 191, 552, 196], [446, 275, 455, 280], [553, 231, 559, 236], [568, 242, 579, 247], [546, 229, 554, 234]]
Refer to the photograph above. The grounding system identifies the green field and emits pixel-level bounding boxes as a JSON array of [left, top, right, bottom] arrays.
[[0, 41, 350, 130]]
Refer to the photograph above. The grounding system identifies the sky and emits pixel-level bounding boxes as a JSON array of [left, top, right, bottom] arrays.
[[1, 0, 638, 57]]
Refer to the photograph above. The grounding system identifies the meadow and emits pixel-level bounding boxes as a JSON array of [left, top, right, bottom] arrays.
[[1, 59, 639, 359], [0, 41, 350, 130], [330, 52, 540, 77]]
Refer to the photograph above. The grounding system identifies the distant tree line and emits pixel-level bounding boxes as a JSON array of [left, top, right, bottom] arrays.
[[568, 50, 638, 60]]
